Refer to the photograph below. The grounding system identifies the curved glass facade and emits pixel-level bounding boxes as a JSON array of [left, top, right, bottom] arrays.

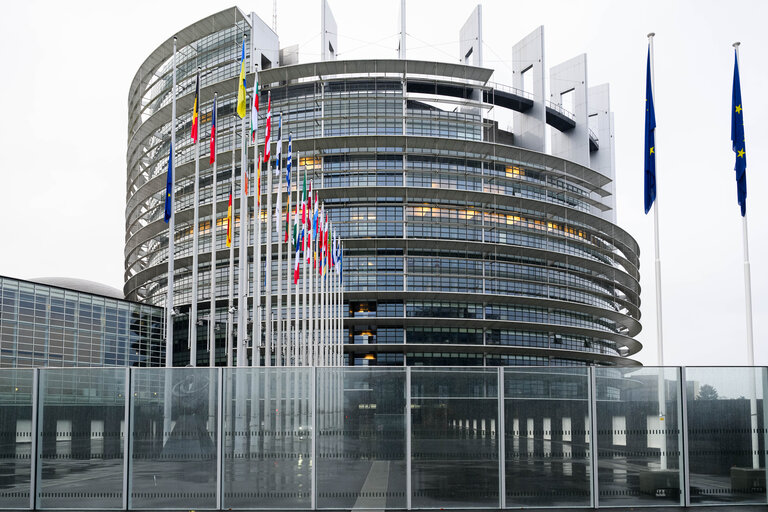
[[126, 7, 642, 367]]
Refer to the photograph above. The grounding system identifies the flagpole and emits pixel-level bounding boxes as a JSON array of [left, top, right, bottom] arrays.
[[166, 36, 177, 370], [209, 93, 218, 367], [254, 153, 262, 367], [227, 122, 236, 368], [163, 37, 178, 448], [647, 32, 668, 473], [647, 33, 665, 368], [732, 42, 755, 366], [252, 67, 262, 368], [265, 144, 273, 367], [286, 139, 293, 367], [303, 183, 310, 366], [340, 241, 344, 366], [733, 41, 758, 469], [310, 209, 316, 367], [189, 67, 202, 367], [237, 91, 249, 367], [322, 222, 327, 367], [276, 117, 284, 366], [293, 152, 300, 366]]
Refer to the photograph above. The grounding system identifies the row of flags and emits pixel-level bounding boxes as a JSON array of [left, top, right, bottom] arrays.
[[643, 46, 748, 217], [163, 34, 344, 368]]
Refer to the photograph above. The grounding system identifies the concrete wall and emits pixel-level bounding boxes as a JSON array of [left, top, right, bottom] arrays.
[[589, 83, 616, 222], [250, 12, 279, 72], [459, 5, 483, 67], [550, 54, 590, 167], [321, 0, 338, 61], [512, 26, 546, 152]]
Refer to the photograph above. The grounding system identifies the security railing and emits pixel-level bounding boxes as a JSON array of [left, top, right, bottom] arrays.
[[0, 366, 766, 510], [545, 100, 576, 121]]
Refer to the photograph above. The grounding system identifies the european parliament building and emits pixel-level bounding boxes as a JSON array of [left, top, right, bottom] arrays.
[[3, 5, 768, 512], [125, 5, 641, 368]]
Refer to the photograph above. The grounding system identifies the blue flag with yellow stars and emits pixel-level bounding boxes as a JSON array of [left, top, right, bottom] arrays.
[[644, 46, 656, 214], [164, 142, 173, 223], [731, 52, 747, 216]]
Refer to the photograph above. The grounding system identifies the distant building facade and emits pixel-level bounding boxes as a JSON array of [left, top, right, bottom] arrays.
[[0, 276, 164, 368]]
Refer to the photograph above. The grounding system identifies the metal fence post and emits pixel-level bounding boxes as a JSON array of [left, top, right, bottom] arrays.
[[498, 366, 506, 509], [588, 366, 599, 509], [216, 367, 224, 510], [122, 367, 130, 510], [311, 366, 317, 510], [680, 366, 690, 507], [29, 368, 39, 511], [406, 366, 412, 510]]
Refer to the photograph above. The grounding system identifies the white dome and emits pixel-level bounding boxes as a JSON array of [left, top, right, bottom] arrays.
[[29, 277, 124, 300]]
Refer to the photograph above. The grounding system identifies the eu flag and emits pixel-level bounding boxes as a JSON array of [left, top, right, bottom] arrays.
[[644, 46, 656, 214], [731, 52, 747, 216], [164, 143, 173, 223]]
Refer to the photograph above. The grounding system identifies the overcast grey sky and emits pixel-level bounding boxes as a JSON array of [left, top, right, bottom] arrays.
[[1, 0, 767, 366]]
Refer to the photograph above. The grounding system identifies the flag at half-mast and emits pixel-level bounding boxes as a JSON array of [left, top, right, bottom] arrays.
[[251, 73, 259, 142], [643, 45, 656, 214], [731, 51, 747, 216], [237, 37, 247, 118], [264, 93, 272, 161], [164, 143, 173, 222], [226, 182, 233, 247], [191, 70, 200, 143], [209, 94, 217, 164]]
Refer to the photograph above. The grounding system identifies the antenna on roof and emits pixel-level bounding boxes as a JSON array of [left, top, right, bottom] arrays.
[[273, 0, 277, 32]]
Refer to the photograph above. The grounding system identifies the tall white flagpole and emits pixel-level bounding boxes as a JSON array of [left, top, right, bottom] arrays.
[[227, 122, 237, 367], [265, 144, 273, 366], [163, 36, 178, 447], [294, 152, 301, 366], [335, 236, 340, 366], [275, 117, 284, 366], [322, 225, 327, 367], [237, 88, 249, 367], [303, 184, 310, 366], [647, 33, 664, 367], [209, 92, 218, 367], [328, 234, 336, 366], [733, 42, 755, 366], [254, 153, 262, 367], [647, 32, 668, 472], [733, 41, 758, 469], [310, 214, 316, 366], [166, 36, 177, 369], [340, 241, 344, 366], [286, 138, 293, 366], [252, 78, 262, 368], [190, 67, 202, 367]]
